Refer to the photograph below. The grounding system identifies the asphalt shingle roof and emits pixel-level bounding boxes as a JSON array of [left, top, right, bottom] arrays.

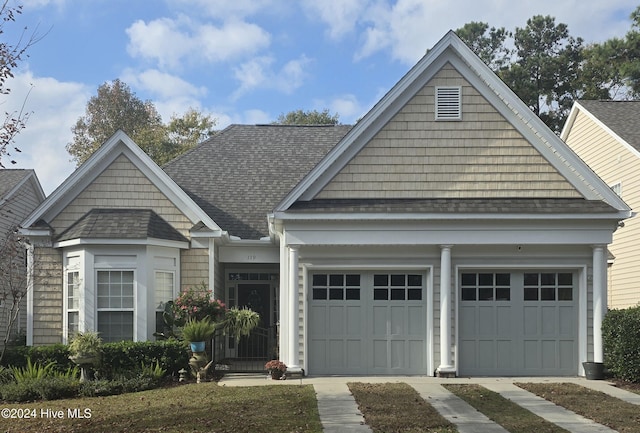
[[163, 124, 352, 239], [287, 198, 618, 214], [579, 100, 640, 152], [56, 209, 188, 242]]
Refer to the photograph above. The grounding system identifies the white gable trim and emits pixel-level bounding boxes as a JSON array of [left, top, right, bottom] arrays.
[[21, 130, 221, 232], [274, 31, 630, 215]]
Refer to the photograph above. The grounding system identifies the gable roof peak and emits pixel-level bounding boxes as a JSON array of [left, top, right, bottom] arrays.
[[273, 31, 631, 215]]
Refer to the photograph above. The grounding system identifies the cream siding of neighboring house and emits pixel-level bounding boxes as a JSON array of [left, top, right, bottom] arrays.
[[50, 154, 192, 237], [317, 64, 582, 200], [563, 109, 640, 309]]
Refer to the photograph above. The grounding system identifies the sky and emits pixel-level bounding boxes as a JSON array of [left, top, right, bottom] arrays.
[[3, 0, 639, 195]]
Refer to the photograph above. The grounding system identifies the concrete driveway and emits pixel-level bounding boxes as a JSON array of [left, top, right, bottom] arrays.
[[219, 375, 640, 433]]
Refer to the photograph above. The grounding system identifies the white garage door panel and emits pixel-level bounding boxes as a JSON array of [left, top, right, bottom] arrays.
[[459, 271, 577, 376], [309, 272, 427, 375]]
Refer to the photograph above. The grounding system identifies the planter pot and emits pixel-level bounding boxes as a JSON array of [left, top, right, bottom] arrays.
[[190, 341, 206, 352], [270, 370, 284, 380], [583, 361, 605, 380]]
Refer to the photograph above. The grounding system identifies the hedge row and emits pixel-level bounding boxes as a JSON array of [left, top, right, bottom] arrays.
[[2, 340, 189, 380], [602, 305, 640, 382]]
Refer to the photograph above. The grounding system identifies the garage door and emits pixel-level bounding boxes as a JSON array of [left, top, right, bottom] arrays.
[[459, 271, 577, 376], [309, 272, 427, 375]]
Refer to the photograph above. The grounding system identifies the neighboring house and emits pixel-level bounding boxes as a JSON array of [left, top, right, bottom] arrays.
[[562, 100, 640, 309], [0, 169, 46, 345], [20, 32, 632, 377]]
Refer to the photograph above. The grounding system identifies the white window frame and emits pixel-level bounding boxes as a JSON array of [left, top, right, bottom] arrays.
[[96, 269, 136, 342], [610, 181, 622, 197], [154, 270, 176, 335]]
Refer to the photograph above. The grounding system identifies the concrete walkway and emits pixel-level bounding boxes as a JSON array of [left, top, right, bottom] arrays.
[[219, 375, 636, 432]]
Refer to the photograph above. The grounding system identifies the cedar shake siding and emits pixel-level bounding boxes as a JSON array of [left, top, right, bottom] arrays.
[[318, 64, 581, 200], [50, 154, 192, 237]]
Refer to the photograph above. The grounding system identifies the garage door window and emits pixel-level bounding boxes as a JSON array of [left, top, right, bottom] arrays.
[[373, 274, 422, 300], [461, 273, 510, 301], [312, 274, 360, 300], [523, 272, 573, 301]]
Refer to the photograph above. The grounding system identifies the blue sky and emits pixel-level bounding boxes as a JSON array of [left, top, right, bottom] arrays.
[[5, 0, 639, 194]]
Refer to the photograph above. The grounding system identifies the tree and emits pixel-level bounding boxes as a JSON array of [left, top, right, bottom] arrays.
[[455, 22, 512, 71], [581, 6, 640, 100], [500, 15, 583, 133], [160, 109, 216, 165], [274, 109, 339, 125], [0, 0, 40, 168], [66, 79, 165, 165], [67, 80, 217, 166]]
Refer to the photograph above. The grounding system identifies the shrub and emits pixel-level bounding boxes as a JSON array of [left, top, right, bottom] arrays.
[[97, 339, 187, 379], [1, 380, 39, 402], [34, 376, 80, 400], [602, 306, 640, 382]]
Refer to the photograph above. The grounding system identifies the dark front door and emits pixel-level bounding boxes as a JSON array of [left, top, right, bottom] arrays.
[[237, 284, 271, 358]]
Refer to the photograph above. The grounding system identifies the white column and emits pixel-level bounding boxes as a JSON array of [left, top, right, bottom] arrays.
[[592, 245, 607, 363], [25, 243, 34, 346], [288, 246, 300, 368], [438, 245, 455, 374]]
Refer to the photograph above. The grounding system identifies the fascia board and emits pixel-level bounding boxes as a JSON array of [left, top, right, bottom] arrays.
[[273, 211, 629, 221], [21, 131, 221, 232], [54, 238, 189, 249]]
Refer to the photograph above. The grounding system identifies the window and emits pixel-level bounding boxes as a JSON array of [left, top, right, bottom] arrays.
[[524, 272, 573, 301], [435, 86, 462, 120], [373, 274, 422, 301], [155, 271, 175, 336], [461, 273, 510, 301], [312, 274, 360, 300], [97, 270, 134, 342], [67, 271, 80, 336], [610, 182, 622, 197]]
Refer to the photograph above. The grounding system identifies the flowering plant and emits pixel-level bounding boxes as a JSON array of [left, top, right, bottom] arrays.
[[264, 360, 287, 373], [172, 283, 227, 325]]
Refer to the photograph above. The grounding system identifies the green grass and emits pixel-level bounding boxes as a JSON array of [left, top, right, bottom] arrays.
[[0, 382, 322, 433], [444, 384, 569, 433], [349, 382, 456, 433], [517, 382, 640, 433]]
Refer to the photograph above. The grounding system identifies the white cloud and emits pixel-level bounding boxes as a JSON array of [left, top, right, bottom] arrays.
[[7, 71, 90, 195], [302, 0, 370, 40], [126, 16, 271, 70], [231, 55, 312, 100]]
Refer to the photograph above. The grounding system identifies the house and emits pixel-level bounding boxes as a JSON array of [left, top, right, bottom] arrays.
[[20, 31, 632, 377], [562, 101, 640, 310], [0, 169, 46, 345]]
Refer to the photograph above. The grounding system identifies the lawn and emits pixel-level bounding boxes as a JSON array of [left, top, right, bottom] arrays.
[[444, 384, 568, 433], [0, 382, 322, 433], [517, 382, 640, 433], [348, 382, 456, 433]]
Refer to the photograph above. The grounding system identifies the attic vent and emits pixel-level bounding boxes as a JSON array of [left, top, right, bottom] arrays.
[[435, 86, 461, 120]]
